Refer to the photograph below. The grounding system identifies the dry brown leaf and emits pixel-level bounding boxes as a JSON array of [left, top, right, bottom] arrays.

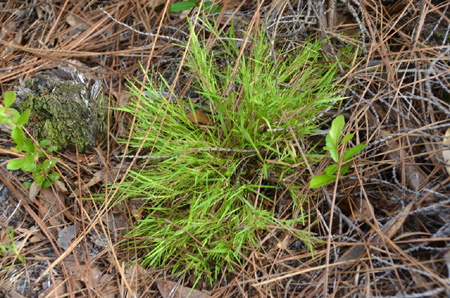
[[38, 188, 65, 229], [349, 198, 375, 222], [187, 110, 211, 126], [102, 209, 128, 236], [66, 14, 90, 30], [124, 262, 148, 281], [0, 28, 22, 58], [83, 169, 107, 190], [38, 278, 67, 298], [54, 180, 68, 193], [338, 200, 415, 267], [28, 181, 42, 203], [144, 0, 167, 8], [129, 200, 146, 221], [82, 166, 125, 193], [156, 280, 211, 298], [57, 225, 79, 250], [98, 273, 117, 298], [380, 129, 426, 191], [442, 128, 450, 175], [74, 265, 103, 288], [122, 263, 149, 296], [29, 231, 46, 243], [109, 88, 130, 107]]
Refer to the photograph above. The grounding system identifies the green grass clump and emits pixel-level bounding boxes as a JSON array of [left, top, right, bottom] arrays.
[[114, 21, 343, 283]]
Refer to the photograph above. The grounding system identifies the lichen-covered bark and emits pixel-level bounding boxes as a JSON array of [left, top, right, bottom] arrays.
[[17, 73, 107, 152]]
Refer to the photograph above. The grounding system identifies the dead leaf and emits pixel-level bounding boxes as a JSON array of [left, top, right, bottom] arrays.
[[66, 14, 90, 30], [55, 180, 68, 193], [57, 225, 79, 250], [82, 166, 125, 192], [37, 188, 65, 230], [143, 0, 167, 8], [129, 200, 146, 221], [122, 263, 148, 296], [442, 128, 450, 175], [109, 88, 130, 107], [29, 181, 42, 203], [187, 110, 210, 126], [156, 280, 211, 298], [98, 273, 117, 298], [380, 129, 426, 191], [29, 231, 46, 243], [349, 198, 374, 222], [102, 210, 128, 236], [38, 278, 67, 298], [124, 263, 148, 281], [0, 28, 22, 58], [74, 265, 103, 288], [338, 200, 415, 268]]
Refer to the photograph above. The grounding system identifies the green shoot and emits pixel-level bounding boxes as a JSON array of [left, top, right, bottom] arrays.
[[309, 115, 366, 189], [169, 0, 221, 13], [0, 227, 24, 264]]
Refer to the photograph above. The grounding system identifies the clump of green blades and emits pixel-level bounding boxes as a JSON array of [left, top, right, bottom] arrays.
[[111, 17, 349, 285]]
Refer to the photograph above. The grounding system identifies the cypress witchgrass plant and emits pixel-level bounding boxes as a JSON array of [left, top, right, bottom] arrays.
[[114, 20, 344, 283]]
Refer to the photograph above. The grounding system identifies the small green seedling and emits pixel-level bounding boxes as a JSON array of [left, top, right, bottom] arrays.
[[169, 0, 221, 13], [309, 115, 366, 189], [1, 91, 60, 189], [0, 227, 24, 264]]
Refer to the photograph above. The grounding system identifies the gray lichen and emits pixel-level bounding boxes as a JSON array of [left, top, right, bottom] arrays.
[[15, 68, 107, 152]]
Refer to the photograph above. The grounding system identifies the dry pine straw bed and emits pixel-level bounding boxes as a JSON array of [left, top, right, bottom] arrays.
[[0, 0, 449, 297]]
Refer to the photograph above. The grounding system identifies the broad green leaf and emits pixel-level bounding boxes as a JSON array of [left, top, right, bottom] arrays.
[[32, 164, 43, 177], [339, 164, 351, 176], [324, 164, 338, 176], [310, 174, 337, 189], [7, 159, 23, 170], [329, 149, 339, 163], [328, 115, 345, 150], [202, 1, 221, 13], [203, 1, 213, 8], [16, 109, 30, 126], [343, 144, 366, 162], [11, 127, 24, 149], [4, 91, 16, 109], [32, 168, 40, 178], [23, 139, 35, 153], [325, 133, 333, 152], [324, 145, 339, 162], [22, 181, 32, 189], [7, 109, 20, 123], [43, 159, 56, 174], [42, 180, 51, 188], [2, 119, 15, 130], [39, 139, 49, 147], [340, 133, 354, 146], [169, 0, 196, 12], [48, 171, 60, 182], [325, 162, 352, 177], [21, 154, 36, 172], [35, 175, 45, 185]]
